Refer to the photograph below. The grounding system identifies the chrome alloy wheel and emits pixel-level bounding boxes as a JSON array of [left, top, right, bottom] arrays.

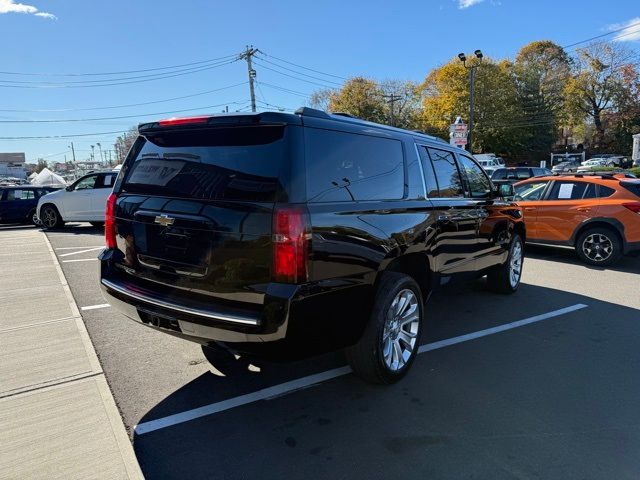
[[582, 233, 613, 263], [42, 207, 58, 228], [509, 240, 523, 288], [382, 289, 420, 372]]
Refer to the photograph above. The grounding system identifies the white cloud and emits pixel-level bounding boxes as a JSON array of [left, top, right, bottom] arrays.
[[0, 0, 56, 19], [34, 11, 56, 19], [607, 17, 640, 42], [458, 0, 484, 9]]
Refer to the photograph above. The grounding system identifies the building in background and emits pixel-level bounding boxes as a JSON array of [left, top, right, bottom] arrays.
[[0, 152, 27, 180]]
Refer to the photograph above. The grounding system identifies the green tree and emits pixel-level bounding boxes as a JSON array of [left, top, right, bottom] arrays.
[[513, 41, 571, 157], [418, 57, 523, 155], [564, 42, 636, 150]]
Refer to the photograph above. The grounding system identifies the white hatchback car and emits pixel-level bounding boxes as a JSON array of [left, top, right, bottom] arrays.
[[37, 171, 118, 229]]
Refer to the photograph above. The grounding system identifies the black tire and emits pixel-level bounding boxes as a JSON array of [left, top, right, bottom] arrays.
[[40, 204, 64, 229], [90, 222, 104, 228], [487, 233, 523, 294], [575, 227, 622, 267], [26, 209, 38, 226], [345, 272, 424, 385]]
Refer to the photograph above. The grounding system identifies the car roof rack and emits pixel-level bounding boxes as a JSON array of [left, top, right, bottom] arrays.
[[553, 171, 634, 179]]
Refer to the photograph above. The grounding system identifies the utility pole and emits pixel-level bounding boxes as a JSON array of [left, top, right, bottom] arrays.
[[383, 94, 402, 127], [69, 142, 76, 163], [458, 50, 483, 153], [239, 46, 260, 112]]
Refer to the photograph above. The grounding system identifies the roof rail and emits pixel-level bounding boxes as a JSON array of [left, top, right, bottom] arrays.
[[294, 107, 331, 119], [331, 112, 357, 118]]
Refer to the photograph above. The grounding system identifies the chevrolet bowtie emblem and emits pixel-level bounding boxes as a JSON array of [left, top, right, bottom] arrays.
[[154, 214, 175, 227]]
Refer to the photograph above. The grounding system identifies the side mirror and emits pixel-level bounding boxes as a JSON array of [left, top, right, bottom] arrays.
[[493, 183, 514, 198], [65, 185, 73, 192]]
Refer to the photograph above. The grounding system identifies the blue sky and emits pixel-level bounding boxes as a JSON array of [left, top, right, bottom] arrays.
[[0, 0, 639, 163]]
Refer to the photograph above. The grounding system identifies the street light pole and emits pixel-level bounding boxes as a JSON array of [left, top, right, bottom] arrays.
[[458, 50, 483, 153]]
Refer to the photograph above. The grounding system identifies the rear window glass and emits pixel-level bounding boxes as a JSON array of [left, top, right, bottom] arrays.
[[304, 128, 404, 202], [620, 182, 640, 198], [122, 126, 288, 202]]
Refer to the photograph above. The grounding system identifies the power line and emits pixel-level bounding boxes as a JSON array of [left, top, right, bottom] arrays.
[[260, 53, 347, 80], [0, 130, 130, 140], [0, 60, 238, 89], [252, 60, 341, 89], [0, 82, 248, 113], [0, 54, 238, 77], [562, 21, 640, 49], [256, 55, 343, 86], [0, 100, 247, 123], [259, 82, 313, 98]]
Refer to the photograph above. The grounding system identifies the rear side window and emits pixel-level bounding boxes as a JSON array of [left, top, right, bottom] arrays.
[[97, 173, 116, 189], [122, 126, 288, 202], [5, 189, 35, 200], [305, 128, 404, 202], [547, 181, 591, 200], [425, 148, 464, 198], [516, 168, 531, 179]]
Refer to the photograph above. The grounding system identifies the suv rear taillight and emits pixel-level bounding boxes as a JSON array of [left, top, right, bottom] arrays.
[[272, 207, 310, 284], [622, 202, 640, 214], [105, 193, 117, 248]]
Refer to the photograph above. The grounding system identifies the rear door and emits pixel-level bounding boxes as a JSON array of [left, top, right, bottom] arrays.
[[90, 172, 117, 220], [535, 180, 597, 242], [419, 146, 479, 275], [112, 124, 297, 302]]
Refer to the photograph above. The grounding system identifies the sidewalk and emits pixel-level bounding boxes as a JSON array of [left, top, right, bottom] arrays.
[[0, 228, 143, 480]]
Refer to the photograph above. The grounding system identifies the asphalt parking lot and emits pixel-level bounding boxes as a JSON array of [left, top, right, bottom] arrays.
[[35, 222, 640, 479]]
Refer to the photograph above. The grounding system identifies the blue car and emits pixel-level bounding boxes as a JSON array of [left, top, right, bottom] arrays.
[[0, 186, 59, 224]]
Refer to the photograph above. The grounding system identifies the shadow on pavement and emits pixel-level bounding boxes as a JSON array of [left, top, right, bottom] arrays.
[[133, 283, 640, 479], [44, 222, 104, 236]]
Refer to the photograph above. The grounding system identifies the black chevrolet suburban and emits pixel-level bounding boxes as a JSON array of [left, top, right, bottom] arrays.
[[100, 108, 525, 384]]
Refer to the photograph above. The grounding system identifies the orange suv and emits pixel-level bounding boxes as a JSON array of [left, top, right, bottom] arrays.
[[513, 173, 640, 266]]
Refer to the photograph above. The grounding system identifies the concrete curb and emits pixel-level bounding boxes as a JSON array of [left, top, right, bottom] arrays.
[[41, 231, 144, 480]]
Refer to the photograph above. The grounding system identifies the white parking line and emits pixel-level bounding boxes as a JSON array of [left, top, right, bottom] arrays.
[[134, 303, 588, 436], [80, 304, 110, 311], [56, 246, 104, 250], [62, 258, 99, 263], [59, 247, 104, 257]]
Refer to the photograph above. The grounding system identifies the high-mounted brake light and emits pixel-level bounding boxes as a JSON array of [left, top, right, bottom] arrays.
[[272, 207, 310, 284], [622, 202, 640, 214], [105, 193, 117, 248], [158, 116, 210, 127]]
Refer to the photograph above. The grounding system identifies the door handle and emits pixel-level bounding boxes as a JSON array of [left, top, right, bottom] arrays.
[[524, 207, 536, 211], [577, 207, 591, 212]]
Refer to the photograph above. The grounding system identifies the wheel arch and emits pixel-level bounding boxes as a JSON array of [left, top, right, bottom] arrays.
[[377, 252, 432, 300], [571, 218, 625, 247]]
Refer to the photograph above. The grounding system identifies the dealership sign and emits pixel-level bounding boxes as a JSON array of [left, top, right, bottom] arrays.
[[449, 118, 468, 147]]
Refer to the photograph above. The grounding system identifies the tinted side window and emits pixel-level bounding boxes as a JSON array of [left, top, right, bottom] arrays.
[[599, 185, 617, 198], [457, 154, 491, 198], [547, 181, 590, 200], [425, 148, 464, 198], [305, 128, 404, 202], [516, 168, 531, 179]]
